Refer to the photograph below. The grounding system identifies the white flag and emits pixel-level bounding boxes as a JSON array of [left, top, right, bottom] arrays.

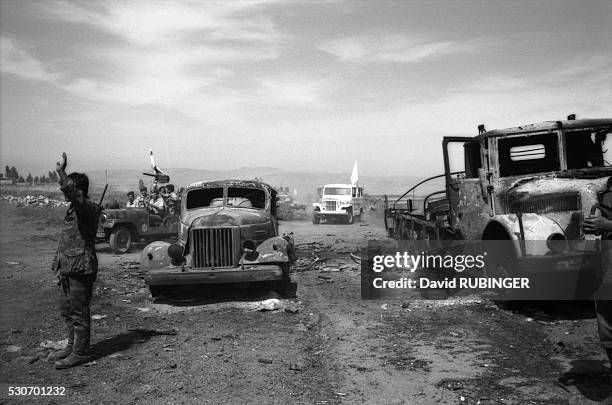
[[350, 160, 358, 185], [150, 149, 167, 175]]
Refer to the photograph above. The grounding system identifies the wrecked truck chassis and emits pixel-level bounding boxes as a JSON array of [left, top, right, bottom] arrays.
[[141, 238, 292, 296], [144, 264, 284, 286], [140, 179, 295, 296]]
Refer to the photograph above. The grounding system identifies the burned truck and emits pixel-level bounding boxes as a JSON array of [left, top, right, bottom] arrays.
[[141, 179, 295, 297], [384, 117, 612, 280], [276, 187, 307, 220]]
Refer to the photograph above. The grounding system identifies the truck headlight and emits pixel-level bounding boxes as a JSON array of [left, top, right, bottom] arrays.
[[547, 233, 567, 253]]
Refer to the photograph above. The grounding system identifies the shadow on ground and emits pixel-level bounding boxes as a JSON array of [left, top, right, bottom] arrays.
[[559, 359, 612, 402], [150, 281, 298, 306], [89, 328, 177, 361], [494, 300, 596, 321]]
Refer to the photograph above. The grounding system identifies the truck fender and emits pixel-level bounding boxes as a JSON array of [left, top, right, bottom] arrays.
[[312, 203, 322, 210], [140, 241, 172, 270], [486, 214, 564, 240], [242, 236, 293, 264], [483, 214, 565, 257]]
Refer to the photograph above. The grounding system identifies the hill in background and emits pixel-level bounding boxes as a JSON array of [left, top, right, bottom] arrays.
[[86, 167, 437, 204]]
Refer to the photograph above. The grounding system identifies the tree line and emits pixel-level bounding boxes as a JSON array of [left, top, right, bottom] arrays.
[[1, 165, 59, 185]]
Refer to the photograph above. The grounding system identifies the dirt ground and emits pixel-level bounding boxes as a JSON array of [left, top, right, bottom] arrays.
[[1, 200, 611, 405]]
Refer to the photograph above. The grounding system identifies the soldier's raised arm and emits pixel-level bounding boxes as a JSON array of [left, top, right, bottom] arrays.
[[55, 152, 92, 213]]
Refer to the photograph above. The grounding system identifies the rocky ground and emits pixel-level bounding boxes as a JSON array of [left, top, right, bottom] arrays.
[[1, 200, 611, 404]]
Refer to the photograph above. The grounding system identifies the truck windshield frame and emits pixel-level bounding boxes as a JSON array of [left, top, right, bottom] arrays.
[[565, 129, 611, 169], [497, 133, 560, 177], [186, 187, 224, 210], [324, 187, 351, 196], [185, 186, 267, 210]]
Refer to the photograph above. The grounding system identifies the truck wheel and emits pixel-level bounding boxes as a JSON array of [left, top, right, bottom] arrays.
[[483, 240, 520, 299], [355, 209, 363, 222], [275, 266, 296, 298], [312, 215, 320, 225], [346, 210, 354, 224], [109, 226, 132, 254]]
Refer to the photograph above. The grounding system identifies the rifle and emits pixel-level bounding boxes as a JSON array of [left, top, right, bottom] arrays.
[[96, 184, 108, 222]]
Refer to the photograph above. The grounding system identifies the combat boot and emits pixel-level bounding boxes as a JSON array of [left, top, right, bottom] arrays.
[[48, 325, 74, 362], [55, 326, 90, 369]]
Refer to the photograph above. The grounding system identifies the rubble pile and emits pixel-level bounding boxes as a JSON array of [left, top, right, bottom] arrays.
[[1, 194, 69, 208], [293, 240, 360, 273]]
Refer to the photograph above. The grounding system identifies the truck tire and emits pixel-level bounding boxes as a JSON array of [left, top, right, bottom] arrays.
[[355, 208, 363, 222], [312, 214, 320, 224], [275, 265, 297, 298], [109, 226, 132, 254], [345, 210, 354, 224]]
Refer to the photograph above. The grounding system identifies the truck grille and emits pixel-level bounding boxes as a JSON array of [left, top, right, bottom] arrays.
[[191, 227, 240, 268], [325, 201, 336, 211], [506, 192, 580, 214]]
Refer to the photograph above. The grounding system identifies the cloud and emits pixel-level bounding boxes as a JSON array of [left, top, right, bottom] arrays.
[[41, 0, 283, 46], [466, 54, 612, 94], [256, 77, 327, 107], [318, 33, 498, 63], [0, 37, 61, 82], [20, 0, 332, 120]]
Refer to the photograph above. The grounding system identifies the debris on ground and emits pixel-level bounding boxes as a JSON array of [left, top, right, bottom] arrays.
[[2, 194, 69, 208], [256, 299, 281, 311], [40, 340, 68, 350]]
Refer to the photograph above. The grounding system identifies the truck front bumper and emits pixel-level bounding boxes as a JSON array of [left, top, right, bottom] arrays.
[[517, 252, 601, 273], [145, 264, 284, 286], [314, 210, 348, 217]]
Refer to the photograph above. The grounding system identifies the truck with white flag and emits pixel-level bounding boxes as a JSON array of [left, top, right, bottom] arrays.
[[312, 161, 365, 224]]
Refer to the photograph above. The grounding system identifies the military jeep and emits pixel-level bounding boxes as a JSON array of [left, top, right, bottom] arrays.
[[97, 208, 179, 254], [140, 179, 295, 297]]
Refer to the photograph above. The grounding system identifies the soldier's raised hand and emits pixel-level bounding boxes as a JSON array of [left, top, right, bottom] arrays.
[[56, 152, 68, 173]]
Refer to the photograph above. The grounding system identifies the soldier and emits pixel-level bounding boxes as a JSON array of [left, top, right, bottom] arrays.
[[165, 184, 179, 215], [136, 187, 148, 208], [49, 152, 100, 369], [583, 176, 612, 382], [148, 188, 165, 226], [126, 191, 137, 208]]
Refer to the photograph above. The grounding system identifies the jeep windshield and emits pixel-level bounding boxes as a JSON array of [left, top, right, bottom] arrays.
[[324, 187, 351, 196], [185, 186, 266, 210]]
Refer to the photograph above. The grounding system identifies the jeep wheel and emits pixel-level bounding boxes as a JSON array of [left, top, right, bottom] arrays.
[[312, 214, 320, 225], [109, 226, 132, 254], [346, 210, 354, 224]]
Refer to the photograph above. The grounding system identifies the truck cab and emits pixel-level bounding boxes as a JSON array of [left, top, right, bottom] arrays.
[[385, 117, 612, 278]]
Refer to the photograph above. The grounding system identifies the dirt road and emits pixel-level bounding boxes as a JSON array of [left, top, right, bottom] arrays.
[[1, 201, 611, 404]]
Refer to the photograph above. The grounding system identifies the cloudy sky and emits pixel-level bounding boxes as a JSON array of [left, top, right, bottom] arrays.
[[1, 0, 610, 178]]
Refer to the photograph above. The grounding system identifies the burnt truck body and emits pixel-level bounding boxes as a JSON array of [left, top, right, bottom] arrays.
[[141, 179, 294, 297], [384, 118, 612, 278]]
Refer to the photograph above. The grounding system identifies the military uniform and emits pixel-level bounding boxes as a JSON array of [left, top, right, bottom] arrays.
[[51, 179, 100, 368]]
